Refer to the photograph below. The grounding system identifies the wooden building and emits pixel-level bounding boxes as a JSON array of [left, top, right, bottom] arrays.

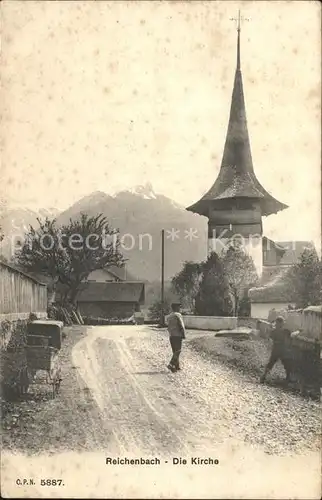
[[0, 260, 47, 319], [76, 281, 145, 319], [74, 265, 145, 319], [249, 241, 317, 318]]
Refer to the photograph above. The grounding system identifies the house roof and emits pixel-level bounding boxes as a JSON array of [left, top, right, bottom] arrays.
[[186, 24, 288, 218], [304, 305, 322, 316], [0, 260, 47, 286], [272, 241, 315, 266], [263, 238, 315, 266], [76, 282, 145, 303], [248, 267, 296, 303], [86, 266, 140, 283], [104, 265, 137, 282]]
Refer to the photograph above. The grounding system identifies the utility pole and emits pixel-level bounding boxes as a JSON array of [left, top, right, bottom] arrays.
[[160, 229, 165, 327]]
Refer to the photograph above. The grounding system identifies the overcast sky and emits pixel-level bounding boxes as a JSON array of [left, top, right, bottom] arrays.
[[1, 1, 321, 246]]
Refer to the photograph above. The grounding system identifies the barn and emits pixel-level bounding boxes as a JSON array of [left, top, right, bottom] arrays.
[[76, 281, 145, 319]]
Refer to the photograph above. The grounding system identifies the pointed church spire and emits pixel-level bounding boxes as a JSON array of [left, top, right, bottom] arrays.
[[236, 10, 241, 70], [221, 11, 252, 178], [186, 14, 288, 217]]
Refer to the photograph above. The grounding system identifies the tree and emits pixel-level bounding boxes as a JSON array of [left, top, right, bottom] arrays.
[[222, 245, 259, 316], [148, 298, 171, 324], [195, 252, 233, 316], [237, 292, 252, 317], [16, 213, 125, 304], [171, 261, 203, 312], [286, 247, 322, 308]]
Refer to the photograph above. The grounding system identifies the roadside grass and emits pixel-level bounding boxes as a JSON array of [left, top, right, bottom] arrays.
[[187, 334, 320, 399], [1, 326, 109, 455]]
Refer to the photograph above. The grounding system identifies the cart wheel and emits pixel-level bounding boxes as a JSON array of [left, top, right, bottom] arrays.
[[56, 367, 62, 391], [20, 367, 30, 396], [55, 378, 61, 395], [51, 374, 61, 399]]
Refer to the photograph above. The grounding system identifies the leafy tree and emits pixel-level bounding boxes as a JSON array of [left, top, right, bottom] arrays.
[[222, 245, 259, 316], [171, 261, 203, 312], [16, 213, 125, 304], [286, 247, 322, 308], [148, 298, 171, 324], [195, 252, 233, 316], [237, 292, 252, 317]]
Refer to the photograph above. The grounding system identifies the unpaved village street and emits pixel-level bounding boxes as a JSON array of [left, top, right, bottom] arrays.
[[2, 325, 321, 498]]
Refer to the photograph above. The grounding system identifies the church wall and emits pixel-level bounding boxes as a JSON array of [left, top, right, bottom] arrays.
[[251, 302, 294, 320], [209, 205, 262, 226], [208, 223, 262, 239], [183, 315, 237, 331]]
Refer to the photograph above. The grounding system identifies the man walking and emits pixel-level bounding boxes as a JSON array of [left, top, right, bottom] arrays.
[[167, 303, 186, 372], [260, 316, 292, 383]]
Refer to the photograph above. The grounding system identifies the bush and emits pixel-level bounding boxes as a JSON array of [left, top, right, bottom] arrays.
[[195, 252, 233, 316], [148, 299, 171, 324]]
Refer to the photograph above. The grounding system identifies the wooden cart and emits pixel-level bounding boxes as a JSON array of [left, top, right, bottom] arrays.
[[23, 320, 64, 398], [24, 338, 62, 398]]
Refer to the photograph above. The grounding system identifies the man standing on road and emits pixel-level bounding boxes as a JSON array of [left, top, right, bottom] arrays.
[[167, 303, 186, 372], [260, 316, 292, 384]]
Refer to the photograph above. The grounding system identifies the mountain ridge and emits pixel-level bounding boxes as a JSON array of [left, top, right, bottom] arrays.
[[0, 184, 207, 281]]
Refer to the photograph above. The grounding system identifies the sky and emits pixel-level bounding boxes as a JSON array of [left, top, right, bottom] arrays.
[[1, 1, 321, 246]]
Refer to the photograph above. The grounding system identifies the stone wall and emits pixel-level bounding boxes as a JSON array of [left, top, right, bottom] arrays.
[[250, 302, 293, 320], [183, 315, 238, 331], [268, 307, 322, 341], [237, 317, 259, 330]]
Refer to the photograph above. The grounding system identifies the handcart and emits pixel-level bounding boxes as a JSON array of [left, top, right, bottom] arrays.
[[23, 320, 64, 398], [24, 339, 62, 398]]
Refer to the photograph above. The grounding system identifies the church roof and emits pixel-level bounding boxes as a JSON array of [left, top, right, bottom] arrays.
[[187, 16, 288, 217]]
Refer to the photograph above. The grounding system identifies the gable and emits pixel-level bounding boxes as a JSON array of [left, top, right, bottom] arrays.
[[263, 238, 315, 267], [86, 268, 119, 282], [84, 266, 138, 283]]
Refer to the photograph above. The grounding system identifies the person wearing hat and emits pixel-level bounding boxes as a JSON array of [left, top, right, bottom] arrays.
[[167, 303, 186, 372], [260, 316, 292, 383]]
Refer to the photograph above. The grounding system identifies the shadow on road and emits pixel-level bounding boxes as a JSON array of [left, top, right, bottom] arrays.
[[133, 371, 168, 375]]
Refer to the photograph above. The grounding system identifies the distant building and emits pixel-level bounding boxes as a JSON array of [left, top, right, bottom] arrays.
[[249, 240, 316, 318], [261, 238, 315, 282], [77, 281, 145, 319], [85, 265, 135, 283], [76, 265, 145, 319]]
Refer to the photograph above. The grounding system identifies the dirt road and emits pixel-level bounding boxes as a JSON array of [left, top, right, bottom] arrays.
[[73, 325, 320, 456], [2, 325, 321, 498]]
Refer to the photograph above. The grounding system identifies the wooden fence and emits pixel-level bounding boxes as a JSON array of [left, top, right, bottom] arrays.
[[0, 262, 47, 316]]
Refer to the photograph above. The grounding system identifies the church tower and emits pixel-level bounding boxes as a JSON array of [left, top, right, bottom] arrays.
[[186, 13, 288, 276]]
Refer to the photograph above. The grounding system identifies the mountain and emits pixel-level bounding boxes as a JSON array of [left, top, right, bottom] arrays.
[[56, 183, 207, 281], [0, 206, 60, 260], [0, 184, 207, 281]]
